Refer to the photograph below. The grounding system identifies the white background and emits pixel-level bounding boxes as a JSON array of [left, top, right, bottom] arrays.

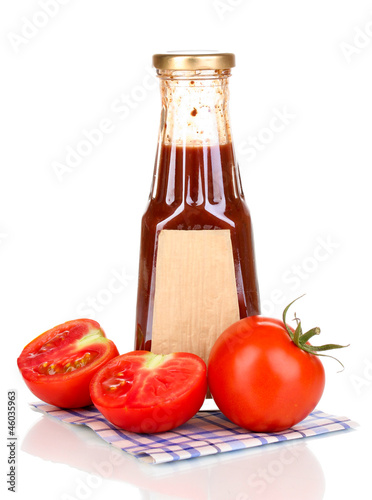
[[1, 0, 371, 498]]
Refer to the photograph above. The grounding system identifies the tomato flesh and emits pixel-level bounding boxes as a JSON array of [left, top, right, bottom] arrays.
[[17, 319, 119, 408], [90, 351, 207, 433], [208, 316, 325, 432]]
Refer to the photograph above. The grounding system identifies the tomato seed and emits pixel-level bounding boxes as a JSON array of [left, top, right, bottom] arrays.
[[36, 351, 98, 376]]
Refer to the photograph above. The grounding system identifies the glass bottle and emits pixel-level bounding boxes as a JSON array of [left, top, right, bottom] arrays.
[[135, 52, 260, 364]]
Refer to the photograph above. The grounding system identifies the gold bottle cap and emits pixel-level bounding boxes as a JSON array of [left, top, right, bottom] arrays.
[[152, 51, 235, 71]]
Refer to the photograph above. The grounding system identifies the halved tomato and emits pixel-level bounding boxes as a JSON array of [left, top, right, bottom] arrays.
[[89, 351, 207, 433], [17, 319, 119, 408]]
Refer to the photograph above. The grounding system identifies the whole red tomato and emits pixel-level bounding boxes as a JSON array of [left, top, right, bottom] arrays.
[[90, 350, 207, 433], [208, 314, 327, 432], [17, 319, 119, 408]]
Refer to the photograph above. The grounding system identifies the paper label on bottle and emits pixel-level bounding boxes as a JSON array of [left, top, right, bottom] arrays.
[[151, 230, 240, 365]]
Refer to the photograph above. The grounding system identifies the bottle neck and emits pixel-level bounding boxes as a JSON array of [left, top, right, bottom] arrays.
[[157, 69, 233, 147]]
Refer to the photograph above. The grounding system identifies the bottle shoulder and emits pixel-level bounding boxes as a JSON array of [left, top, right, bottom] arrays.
[[142, 197, 251, 231]]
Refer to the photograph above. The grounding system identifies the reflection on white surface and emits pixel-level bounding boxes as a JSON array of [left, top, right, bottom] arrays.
[[22, 414, 325, 500]]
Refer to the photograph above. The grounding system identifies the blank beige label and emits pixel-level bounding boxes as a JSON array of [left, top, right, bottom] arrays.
[[151, 230, 240, 365]]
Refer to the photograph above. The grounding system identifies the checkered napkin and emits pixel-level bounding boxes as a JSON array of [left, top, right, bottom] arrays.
[[31, 403, 357, 464]]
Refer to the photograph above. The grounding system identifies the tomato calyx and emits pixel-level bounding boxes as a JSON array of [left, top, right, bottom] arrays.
[[282, 295, 349, 370]]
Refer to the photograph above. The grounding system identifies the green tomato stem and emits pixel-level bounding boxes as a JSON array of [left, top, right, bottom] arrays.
[[282, 295, 349, 370]]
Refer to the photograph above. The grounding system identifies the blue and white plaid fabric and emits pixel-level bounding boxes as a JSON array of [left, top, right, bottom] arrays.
[[31, 403, 357, 464]]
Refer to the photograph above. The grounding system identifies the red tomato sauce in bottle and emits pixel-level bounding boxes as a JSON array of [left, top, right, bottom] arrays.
[[135, 52, 260, 361]]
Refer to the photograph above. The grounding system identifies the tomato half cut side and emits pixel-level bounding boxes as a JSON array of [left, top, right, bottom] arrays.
[[17, 319, 119, 408], [90, 351, 207, 433]]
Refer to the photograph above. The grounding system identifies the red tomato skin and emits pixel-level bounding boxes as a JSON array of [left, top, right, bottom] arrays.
[[90, 351, 207, 433], [208, 316, 325, 432], [17, 319, 119, 408], [21, 364, 101, 408]]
